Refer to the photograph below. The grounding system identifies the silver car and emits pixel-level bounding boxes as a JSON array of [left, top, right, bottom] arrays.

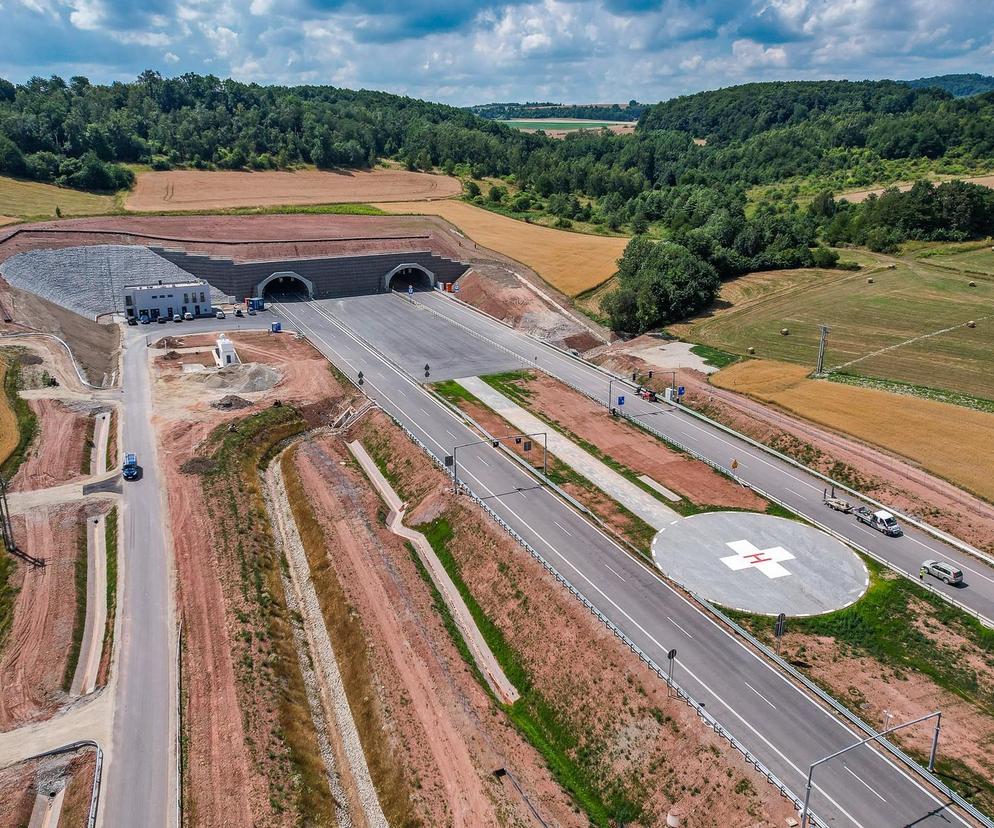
[[922, 560, 963, 585]]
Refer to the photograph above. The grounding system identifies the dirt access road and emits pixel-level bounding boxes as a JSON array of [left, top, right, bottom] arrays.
[[126, 168, 462, 211]]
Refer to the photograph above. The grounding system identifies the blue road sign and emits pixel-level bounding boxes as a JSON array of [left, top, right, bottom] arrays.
[[677, 386, 686, 396], [617, 395, 625, 406]]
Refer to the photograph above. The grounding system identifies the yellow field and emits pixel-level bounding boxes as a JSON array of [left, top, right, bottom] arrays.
[[0, 361, 17, 468], [711, 360, 994, 501], [0, 176, 116, 218], [374, 200, 628, 296]]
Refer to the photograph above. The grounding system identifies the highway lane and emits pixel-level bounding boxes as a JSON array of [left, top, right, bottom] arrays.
[[272, 294, 968, 828], [102, 329, 176, 828], [416, 290, 994, 625]]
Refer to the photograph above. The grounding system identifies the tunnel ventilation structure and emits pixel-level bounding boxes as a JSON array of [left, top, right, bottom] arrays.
[[385, 263, 435, 292], [257, 271, 314, 301]]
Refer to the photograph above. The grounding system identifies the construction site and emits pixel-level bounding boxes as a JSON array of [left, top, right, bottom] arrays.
[[1, 209, 993, 828]]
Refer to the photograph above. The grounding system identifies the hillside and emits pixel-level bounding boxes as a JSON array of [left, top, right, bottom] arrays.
[[904, 73, 994, 97], [471, 101, 643, 121]]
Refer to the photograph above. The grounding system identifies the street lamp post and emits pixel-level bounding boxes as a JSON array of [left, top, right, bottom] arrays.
[[450, 431, 549, 494], [799, 711, 942, 828]]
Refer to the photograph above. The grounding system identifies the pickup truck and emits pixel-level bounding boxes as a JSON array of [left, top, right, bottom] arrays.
[[854, 507, 903, 536], [122, 452, 140, 481]]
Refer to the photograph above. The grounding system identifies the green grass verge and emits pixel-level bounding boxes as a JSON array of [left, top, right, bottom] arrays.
[[418, 516, 641, 826], [62, 517, 89, 692], [1, 353, 39, 480], [827, 372, 994, 414], [0, 552, 17, 654], [689, 344, 741, 370], [728, 557, 994, 712], [100, 507, 118, 677]]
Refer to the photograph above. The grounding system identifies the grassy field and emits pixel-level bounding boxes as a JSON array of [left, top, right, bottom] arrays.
[[502, 119, 624, 131], [0, 175, 117, 219], [670, 250, 994, 400], [711, 360, 994, 502], [374, 199, 628, 295]]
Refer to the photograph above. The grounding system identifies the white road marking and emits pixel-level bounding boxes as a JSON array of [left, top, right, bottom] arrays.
[[844, 766, 887, 802], [446, 429, 458, 440], [554, 521, 572, 536], [785, 487, 804, 498], [745, 681, 777, 710], [604, 563, 626, 581], [666, 616, 694, 639], [856, 526, 875, 537], [478, 457, 489, 467]]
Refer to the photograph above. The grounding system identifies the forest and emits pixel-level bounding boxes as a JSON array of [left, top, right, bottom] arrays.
[[470, 101, 643, 121], [2, 71, 994, 333]]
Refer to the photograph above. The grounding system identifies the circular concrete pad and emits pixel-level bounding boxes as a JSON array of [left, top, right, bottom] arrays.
[[652, 512, 868, 616]]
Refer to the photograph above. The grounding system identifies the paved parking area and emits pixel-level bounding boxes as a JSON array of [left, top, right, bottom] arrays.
[[652, 511, 868, 616]]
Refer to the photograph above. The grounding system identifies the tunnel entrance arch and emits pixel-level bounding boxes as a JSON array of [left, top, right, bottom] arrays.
[[384, 263, 435, 293], [257, 271, 314, 301]]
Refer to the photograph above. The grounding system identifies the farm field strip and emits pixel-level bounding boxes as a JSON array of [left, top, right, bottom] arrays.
[[0, 176, 116, 219], [373, 198, 628, 295], [125, 168, 462, 211]]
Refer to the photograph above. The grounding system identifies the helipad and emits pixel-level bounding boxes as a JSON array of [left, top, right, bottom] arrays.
[[651, 512, 868, 616]]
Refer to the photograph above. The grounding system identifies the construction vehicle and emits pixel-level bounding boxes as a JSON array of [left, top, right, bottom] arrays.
[[823, 487, 853, 513], [639, 388, 660, 402], [122, 452, 140, 481], [854, 507, 903, 536]]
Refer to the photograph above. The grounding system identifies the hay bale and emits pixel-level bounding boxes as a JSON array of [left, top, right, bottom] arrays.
[[780, 328, 789, 336], [747, 346, 755, 354], [969, 281, 977, 287], [967, 320, 976, 328], [867, 277, 874, 284]]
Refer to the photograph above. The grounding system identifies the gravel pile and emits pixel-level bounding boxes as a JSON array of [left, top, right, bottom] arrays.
[[210, 394, 252, 410], [0, 245, 231, 320], [185, 363, 279, 393]]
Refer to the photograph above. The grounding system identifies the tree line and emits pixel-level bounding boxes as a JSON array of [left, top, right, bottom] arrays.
[[470, 101, 643, 121]]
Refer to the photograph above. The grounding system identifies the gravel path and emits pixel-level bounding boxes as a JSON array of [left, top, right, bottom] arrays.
[[264, 452, 387, 828]]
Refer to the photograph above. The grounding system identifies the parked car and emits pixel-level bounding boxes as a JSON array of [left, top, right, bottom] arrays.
[[172, 314, 182, 323], [235, 308, 244, 317], [921, 560, 963, 585], [157, 316, 167, 324], [139, 314, 150, 325], [127, 316, 138, 326], [247, 307, 257, 316], [183, 311, 194, 320], [215, 309, 226, 319]]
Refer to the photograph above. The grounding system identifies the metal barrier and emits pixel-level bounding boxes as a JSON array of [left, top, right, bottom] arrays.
[[23, 740, 103, 828]]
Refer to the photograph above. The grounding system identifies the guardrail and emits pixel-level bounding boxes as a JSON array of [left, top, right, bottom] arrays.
[[24, 740, 103, 828]]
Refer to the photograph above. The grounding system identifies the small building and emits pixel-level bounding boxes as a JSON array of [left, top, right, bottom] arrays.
[[123, 280, 211, 322], [213, 335, 239, 368]]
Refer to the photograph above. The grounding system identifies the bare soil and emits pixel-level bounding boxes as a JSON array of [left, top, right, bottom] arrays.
[[154, 330, 351, 827], [0, 279, 120, 385], [0, 501, 108, 730], [353, 412, 799, 827], [0, 757, 41, 826], [293, 433, 572, 826], [520, 371, 766, 510], [126, 168, 462, 211], [57, 748, 97, 827], [9, 399, 91, 491]]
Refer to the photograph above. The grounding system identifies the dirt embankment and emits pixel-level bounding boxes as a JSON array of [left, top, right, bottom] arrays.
[[154, 331, 354, 827], [291, 431, 576, 826], [0, 501, 108, 730], [9, 399, 92, 491], [353, 412, 798, 826], [0, 747, 97, 828], [0, 280, 120, 386]]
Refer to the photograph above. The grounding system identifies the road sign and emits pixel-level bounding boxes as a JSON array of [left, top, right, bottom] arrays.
[[424, 363, 430, 379], [408, 284, 414, 295], [357, 370, 364, 386], [444, 455, 453, 467], [667, 648, 677, 661], [617, 395, 625, 406], [677, 386, 685, 396], [523, 440, 532, 451], [453, 283, 461, 292], [775, 612, 787, 638]]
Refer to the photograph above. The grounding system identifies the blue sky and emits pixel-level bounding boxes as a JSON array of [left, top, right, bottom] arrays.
[[2, 0, 993, 105]]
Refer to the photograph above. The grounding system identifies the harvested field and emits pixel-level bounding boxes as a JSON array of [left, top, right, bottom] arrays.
[[0, 501, 107, 729], [711, 360, 994, 502], [126, 168, 462, 211], [839, 174, 994, 203], [502, 119, 636, 139], [669, 251, 994, 400], [505, 370, 766, 511], [154, 330, 352, 826], [0, 175, 116, 218], [9, 399, 92, 491], [0, 360, 19, 471], [353, 412, 797, 826], [374, 199, 628, 296]]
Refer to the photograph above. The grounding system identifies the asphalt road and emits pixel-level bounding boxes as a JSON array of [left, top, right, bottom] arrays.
[[272, 294, 971, 828], [414, 291, 994, 625]]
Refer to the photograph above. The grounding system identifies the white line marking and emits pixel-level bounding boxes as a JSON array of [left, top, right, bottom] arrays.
[[844, 766, 887, 802], [666, 616, 694, 639], [554, 521, 572, 536], [785, 487, 804, 498], [745, 681, 777, 710], [604, 563, 626, 581], [478, 457, 489, 467]]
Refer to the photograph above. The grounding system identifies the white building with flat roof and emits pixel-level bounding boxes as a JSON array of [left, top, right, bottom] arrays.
[[123, 279, 211, 322], [213, 335, 239, 367]]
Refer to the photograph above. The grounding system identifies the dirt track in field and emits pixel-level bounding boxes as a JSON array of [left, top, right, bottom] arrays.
[[840, 174, 994, 203], [126, 168, 462, 211], [711, 359, 994, 503], [374, 199, 628, 295]]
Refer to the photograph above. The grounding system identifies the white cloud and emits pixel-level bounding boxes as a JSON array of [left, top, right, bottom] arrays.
[[68, 0, 106, 29], [730, 38, 788, 67], [164, 51, 179, 63]]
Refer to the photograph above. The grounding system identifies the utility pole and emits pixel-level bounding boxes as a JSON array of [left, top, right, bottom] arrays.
[[815, 325, 830, 375]]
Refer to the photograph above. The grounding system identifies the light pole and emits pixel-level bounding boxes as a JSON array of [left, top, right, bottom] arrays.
[[799, 711, 942, 828], [449, 431, 549, 493]]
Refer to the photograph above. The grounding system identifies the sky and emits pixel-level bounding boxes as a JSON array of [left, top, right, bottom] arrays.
[[1, 0, 993, 106]]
